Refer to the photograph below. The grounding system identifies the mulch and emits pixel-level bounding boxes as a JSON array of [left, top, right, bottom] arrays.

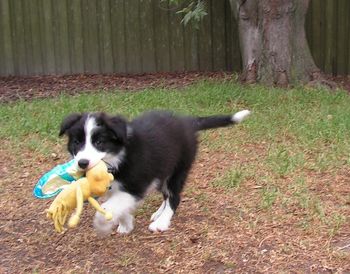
[[0, 72, 231, 103], [1, 141, 349, 273], [1, 72, 349, 104]]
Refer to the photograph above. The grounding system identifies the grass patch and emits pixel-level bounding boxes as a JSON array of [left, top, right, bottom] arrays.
[[260, 185, 280, 209], [212, 167, 246, 189], [267, 145, 306, 177], [2, 80, 350, 148]]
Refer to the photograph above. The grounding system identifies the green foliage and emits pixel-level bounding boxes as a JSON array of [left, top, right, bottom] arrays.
[[162, 0, 207, 28], [177, 1, 207, 28]]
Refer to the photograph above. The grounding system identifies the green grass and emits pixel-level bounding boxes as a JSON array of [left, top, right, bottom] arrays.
[[1, 79, 350, 168], [212, 167, 246, 189], [2, 80, 350, 144], [260, 185, 280, 209]]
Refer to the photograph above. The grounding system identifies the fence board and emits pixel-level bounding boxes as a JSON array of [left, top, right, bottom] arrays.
[[97, 0, 114, 73], [153, 1, 170, 72], [324, 0, 337, 74], [82, 0, 100, 73], [125, 0, 142, 73], [309, 0, 324, 70], [211, 0, 226, 71], [183, 23, 199, 71], [0, 6, 3, 76], [225, 1, 233, 71], [140, 0, 156, 72], [39, 0, 56, 74], [336, 0, 349, 75], [68, 0, 84, 73], [10, 0, 27, 75], [226, 0, 241, 72], [305, 1, 312, 52], [29, 1, 43, 75], [0, 0, 14, 75], [169, 3, 185, 72], [198, 1, 213, 71], [110, 0, 126, 73], [22, 0, 34, 75], [53, 0, 71, 74], [0, 0, 349, 76], [349, 16, 350, 75]]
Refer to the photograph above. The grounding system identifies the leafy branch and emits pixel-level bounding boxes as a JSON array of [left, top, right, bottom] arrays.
[[161, 0, 208, 28]]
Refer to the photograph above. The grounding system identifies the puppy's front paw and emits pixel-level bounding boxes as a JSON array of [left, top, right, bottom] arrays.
[[117, 224, 133, 234], [93, 212, 115, 237], [116, 215, 134, 234]]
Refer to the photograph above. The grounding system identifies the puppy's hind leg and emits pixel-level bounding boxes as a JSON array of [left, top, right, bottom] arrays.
[[150, 194, 167, 222], [149, 170, 189, 232]]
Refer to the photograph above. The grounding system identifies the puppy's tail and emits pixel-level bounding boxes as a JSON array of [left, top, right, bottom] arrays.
[[194, 110, 251, 131]]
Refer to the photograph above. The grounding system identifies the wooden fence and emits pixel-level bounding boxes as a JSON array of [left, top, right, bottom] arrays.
[[306, 0, 350, 76], [0, 0, 349, 76]]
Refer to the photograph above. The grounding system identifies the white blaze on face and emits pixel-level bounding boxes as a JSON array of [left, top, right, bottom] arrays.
[[75, 116, 106, 169]]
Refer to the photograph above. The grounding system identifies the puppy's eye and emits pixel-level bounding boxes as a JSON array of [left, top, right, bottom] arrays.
[[74, 140, 81, 145], [95, 140, 102, 146]]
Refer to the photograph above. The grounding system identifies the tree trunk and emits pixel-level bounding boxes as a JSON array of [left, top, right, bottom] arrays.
[[230, 0, 320, 87]]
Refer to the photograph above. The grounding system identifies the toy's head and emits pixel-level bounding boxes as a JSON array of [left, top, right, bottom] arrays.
[[86, 161, 114, 196]]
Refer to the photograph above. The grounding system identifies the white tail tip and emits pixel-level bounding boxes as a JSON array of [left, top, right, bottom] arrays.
[[231, 110, 251, 123]]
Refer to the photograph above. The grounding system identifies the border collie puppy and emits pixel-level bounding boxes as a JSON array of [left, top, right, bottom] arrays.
[[59, 110, 250, 235]]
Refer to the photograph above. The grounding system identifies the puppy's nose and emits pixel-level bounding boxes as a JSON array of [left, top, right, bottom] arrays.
[[78, 159, 89, 169]]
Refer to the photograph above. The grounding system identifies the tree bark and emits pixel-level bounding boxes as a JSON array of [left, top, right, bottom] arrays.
[[230, 0, 320, 87]]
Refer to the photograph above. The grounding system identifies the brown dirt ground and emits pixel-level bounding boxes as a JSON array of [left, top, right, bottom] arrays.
[[1, 137, 349, 273], [0, 72, 231, 103], [0, 72, 349, 103]]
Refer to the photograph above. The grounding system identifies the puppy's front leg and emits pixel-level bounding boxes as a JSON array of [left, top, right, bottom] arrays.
[[93, 189, 138, 236]]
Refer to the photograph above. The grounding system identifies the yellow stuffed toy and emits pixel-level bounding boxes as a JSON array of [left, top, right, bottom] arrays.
[[46, 160, 114, 233]]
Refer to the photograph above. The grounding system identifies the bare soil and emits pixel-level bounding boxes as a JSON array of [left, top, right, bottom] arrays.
[[1, 72, 349, 103], [0, 72, 231, 103], [0, 141, 349, 273]]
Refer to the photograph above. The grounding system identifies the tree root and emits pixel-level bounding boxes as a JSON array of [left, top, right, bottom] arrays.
[[306, 72, 338, 90], [239, 62, 257, 84], [239, 68, 339, 90]]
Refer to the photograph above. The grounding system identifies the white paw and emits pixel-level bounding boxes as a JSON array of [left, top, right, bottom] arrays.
[[148, 219, 170, 232], [150, 201, 166, 221], [117, 223, 134, 234], [93, 211, 117, 237], [116, 215, 134, 234]]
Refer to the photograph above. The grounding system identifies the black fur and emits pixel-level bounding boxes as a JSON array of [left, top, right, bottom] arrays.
[[60, 111, 241, 213], [117, 111, 198, 203], [59, 113, 86, 156]]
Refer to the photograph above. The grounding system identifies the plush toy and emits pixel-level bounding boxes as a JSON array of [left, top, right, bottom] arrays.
[[46, 161, 114, 233]]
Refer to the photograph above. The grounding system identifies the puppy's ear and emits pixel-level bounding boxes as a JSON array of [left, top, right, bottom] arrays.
[[59, 113, 82, 136], [102, 114, 127, 144]]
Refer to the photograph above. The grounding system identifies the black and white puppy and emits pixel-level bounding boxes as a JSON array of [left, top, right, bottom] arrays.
[[59, 110, 250, 235]]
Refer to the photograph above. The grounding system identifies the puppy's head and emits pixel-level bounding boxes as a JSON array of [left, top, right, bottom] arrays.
[[59, 112, 127, 169]]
